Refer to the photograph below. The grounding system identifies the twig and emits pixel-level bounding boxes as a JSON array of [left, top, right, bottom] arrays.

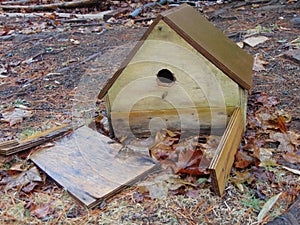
[[56, 51, 103, 73], [0, 11, 114, 20], [128, 0, 168, 18], [34, 13, 57, 28], [189, 199, 205, 217], [70, 22, 104, 27], [1, 0, 102, 12], [170, 207, 197, 225], [1, 0, 35, 5]]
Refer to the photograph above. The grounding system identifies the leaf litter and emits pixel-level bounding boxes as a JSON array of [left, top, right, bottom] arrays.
[[0, 0, 300, 224]]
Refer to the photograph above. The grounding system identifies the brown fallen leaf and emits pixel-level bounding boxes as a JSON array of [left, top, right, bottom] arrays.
[[235, 150, 257, 169], [282, 152, 300, 164], [30, 203, 52, 219], [253, 55, 268, 72], [258, 148, 277, 167], [22, 181, 40, 193], [255, 93, 279, 107], [185, 189, 200, 198], [270, 131, 300, 152], [174, 149, 206, 175], [258, 113, 288, 132], [231, 170, 254, 192], [4, 166, 43, 191]]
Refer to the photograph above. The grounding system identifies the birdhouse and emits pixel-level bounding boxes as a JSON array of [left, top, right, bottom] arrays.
[[98, 4, 253, 195]]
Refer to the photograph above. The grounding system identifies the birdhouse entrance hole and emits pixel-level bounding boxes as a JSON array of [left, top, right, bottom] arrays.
[[157, 69, 175, 85]]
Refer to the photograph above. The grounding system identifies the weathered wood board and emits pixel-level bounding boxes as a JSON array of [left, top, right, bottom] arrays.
[[0, 124, 74, 155], [111, 107, 233, 138], [209, 107, 244, 195], [30, 126, 159, 208]]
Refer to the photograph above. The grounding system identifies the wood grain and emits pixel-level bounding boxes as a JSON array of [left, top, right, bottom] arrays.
[[30, 126, 159, 208], [0, 124, 74, 155], [98, 4, 253, 99], [209, 108, 244, 196], [162, 4, 253, 90], [111, 107, 233, 139]]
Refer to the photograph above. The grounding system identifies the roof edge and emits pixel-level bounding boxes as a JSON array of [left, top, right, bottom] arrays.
[[162, 6, 253, 90], [97, 15, 163, 99]]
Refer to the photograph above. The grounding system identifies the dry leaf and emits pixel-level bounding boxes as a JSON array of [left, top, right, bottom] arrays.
[[4, 166, 42, 191], [259, 148, 277, 167], [258, 193, 282, 223], [185, 189, 200, 198], [270, 132, 299, 152], [282, 152, 300, 164], [31, 203, 52, 219], [253, 55, 268, 72], [255, 93, 279, 107], [244, 36, 269, 47], [1, 108, 33, 126], [235, 151, 257, 169], [174, 149, 205, 175], [22, 181, 40, 193]]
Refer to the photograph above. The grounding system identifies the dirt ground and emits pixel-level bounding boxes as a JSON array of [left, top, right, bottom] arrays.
[[0, 0, 299, 224]]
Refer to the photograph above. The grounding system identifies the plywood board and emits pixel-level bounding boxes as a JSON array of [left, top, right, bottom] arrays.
[[209, 108, 244, 195], [30, 126, 159, 208]]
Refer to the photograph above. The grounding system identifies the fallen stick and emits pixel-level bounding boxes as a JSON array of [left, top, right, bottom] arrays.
[[1, 0, 102, 12], [0, 10, 114, 20], [128, 0, 168, 18], [1, 0, 35, 5]]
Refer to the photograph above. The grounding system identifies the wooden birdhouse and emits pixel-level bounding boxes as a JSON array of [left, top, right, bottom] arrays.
[[98, 4, 253, 195]]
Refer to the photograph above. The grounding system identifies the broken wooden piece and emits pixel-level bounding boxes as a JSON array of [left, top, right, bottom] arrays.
[[0, 124, 74, 155], [30, 126, 160, 208], [209, 108, 244, 195]]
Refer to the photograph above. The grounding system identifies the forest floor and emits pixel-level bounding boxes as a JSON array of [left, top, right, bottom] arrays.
[[0, 0, 299, 224]]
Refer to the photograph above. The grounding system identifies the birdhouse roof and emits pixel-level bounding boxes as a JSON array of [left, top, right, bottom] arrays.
[[98, 4, 253, 99]]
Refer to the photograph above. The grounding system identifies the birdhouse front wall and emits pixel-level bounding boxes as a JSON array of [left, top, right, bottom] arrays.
[[106, 20, 246, 138]]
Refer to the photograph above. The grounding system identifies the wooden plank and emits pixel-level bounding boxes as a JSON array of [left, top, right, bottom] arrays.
[[110, 107, 233, 139], [0, 140, 19, 149], [30, 126, 159, 208], [162, 4, 253, 90], [208, 108, 244, 196], [0, 124, 74, 155]]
